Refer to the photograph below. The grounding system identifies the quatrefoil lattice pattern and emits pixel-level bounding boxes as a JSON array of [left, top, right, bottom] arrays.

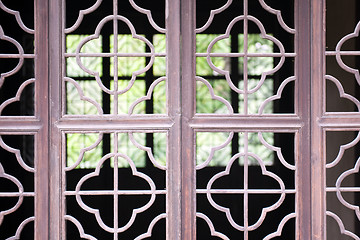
[[196, 131, 295, 239], [0, 134, 35, 238], [64, 131, 166, 238], [0, 1, 35, 116], [3, 0, 360, 239], [326, 131, 360, 238], [0, 0, 36, 237], [195, 0, 295, 115], [64, 0, 166, 116]]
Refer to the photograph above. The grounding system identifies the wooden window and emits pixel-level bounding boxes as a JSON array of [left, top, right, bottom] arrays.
[[0, 0, 359, 239]]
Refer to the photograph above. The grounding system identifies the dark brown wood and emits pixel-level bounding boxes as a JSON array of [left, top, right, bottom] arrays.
[[311, 0, 326, 239], [181, 0, 196, 238], [3, 0, 360, 239], [167, 0, 182, 238], [295, 0, 312, 239], [35, 0, 49, 239], [49, 0, 63, 238]]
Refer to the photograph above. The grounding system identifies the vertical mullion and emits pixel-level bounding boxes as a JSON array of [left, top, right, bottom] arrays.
[[295, 0, 312, 239], [34, 0, 49, 238], [243, 132, 249, 239], [181, 0, 196, 238], [166, 0, 182, 238], [113, 133, 119, 240], [311, 0, 326, 239], [113, 0, 119, 115], [243, 0, 249, 115], [48, 0, 63, 238]]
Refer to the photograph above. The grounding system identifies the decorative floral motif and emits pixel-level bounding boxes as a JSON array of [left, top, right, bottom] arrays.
[[206, 152, 286, 231], [0, 79, 34, 115], [75, 16, 155, 96], [196, 132, 233, 170], [195, 76, 234, 115], [258, 0, 295, 34], [0, 135, 34, 172], [335, 157, 360, 221], [327, 131, 360, 169], [263, 213, 296, 240], [335, 21, 360, 86], [75, 152, 156, 233], [6, 216, 35, 240], [207, 16, 285, 95], [258, 76, 295, 115], [128, 77, 166, 116]]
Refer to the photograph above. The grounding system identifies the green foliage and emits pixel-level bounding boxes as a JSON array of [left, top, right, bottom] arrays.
[[66, 33, 276, 168], [153, 34, 166, 76], [66, 80, 102, 115], [196, 132, 232, 167], [153, 80, 166, 114], [153, 132, 167, 166], [196, 80, 231, 114], [111, 133, 146, 168], [66, 133, 103, 169], [110, 35, 146, 77], [196, 132, 274, 167], [111, 80, 146, 114], [66, 132, 167, 169], [195, 34, 274, 114], [196, 34, 230, 75], [66, 35, 102, 77]]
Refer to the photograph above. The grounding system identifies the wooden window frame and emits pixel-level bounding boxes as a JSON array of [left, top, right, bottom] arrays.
[[0, 0, 359, 239]]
